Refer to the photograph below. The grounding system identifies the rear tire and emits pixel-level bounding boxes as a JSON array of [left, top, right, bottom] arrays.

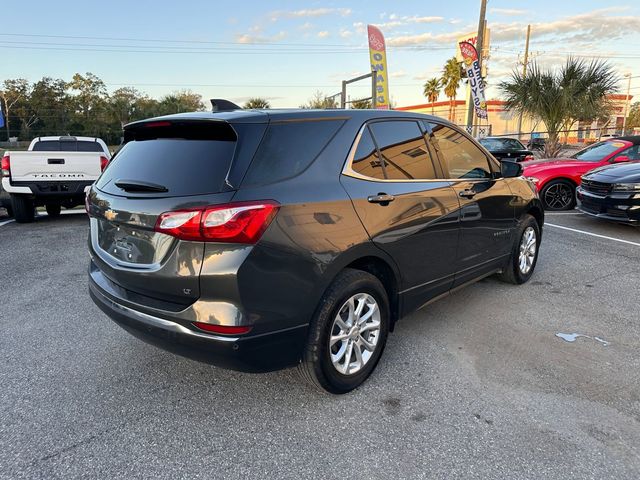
[[45, 203, 62, 217], [498, 214, 540, 284], [298, 269, 390, 394], [541, 179, 576, 210], [11, 195, 35, 223]]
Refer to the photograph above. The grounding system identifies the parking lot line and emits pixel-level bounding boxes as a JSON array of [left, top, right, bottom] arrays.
[[546, 222, 640, 247], [0, 219, 15, 227]]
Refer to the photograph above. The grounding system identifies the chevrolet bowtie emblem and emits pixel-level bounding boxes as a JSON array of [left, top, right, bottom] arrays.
[[104, 209, 117, 221]]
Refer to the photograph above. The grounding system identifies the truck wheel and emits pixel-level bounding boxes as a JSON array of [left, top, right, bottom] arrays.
[[11, 195, 35, 223], [45, 203, 62, 217]]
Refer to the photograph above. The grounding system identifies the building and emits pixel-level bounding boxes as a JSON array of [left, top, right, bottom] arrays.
[[396, 94, 634, 144]]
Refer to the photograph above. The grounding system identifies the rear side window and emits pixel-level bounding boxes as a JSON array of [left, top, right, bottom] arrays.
[[242, 120, 344, 186], [351, 127, 385, 180], [430, 123, 492, 179], [96, 122, 237, 197], [369, 121, 436, 180]]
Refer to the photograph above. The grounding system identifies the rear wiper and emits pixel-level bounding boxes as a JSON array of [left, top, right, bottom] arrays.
[[114, 179, 168, 193]]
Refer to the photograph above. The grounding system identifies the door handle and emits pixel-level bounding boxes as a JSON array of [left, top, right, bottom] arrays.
[[367, 193, 395, 205], [459, 189, 477, 199]]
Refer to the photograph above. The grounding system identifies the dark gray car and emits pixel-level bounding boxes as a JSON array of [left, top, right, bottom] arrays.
[[87, 108, 544, 393]]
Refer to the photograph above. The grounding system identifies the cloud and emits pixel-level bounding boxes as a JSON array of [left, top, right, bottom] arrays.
[[373, 14, 445, 31], [390, 70, 407, 79], [317, 31, 330, 38], [298, 22, 313, 31], [489, 8, 530, 16], [236, 31, 287, 44], [386, 8, 640, 47], [339, 29, 353, 38], [269, 8, 352, 21]]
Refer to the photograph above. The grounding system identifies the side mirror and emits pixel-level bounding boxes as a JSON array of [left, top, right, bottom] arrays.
[[613, 155, 630, 163], [501, 160, 523, 178]]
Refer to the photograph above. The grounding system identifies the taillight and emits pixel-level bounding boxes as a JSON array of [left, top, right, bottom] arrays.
[[523, 155, 534, 162], [192, 322, 252, 335], [155, 201, 279, 244], [1, 155, 10, 177], [100, 155, 109, 171]]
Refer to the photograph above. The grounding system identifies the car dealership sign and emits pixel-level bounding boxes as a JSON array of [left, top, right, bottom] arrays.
[[367, 25, 390, 110], [459, 41, 488, 120]]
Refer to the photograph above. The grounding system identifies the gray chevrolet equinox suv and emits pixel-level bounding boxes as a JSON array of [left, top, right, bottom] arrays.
[[88, 108, 543, 393]]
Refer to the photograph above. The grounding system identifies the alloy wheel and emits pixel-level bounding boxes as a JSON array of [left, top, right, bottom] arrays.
[[518, 226, 537, 274], [544, 183, 574, 210], [329, 293, 381, 376]]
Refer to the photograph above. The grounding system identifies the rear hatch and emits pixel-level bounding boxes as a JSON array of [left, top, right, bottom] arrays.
[[88, 118, 263, 305]]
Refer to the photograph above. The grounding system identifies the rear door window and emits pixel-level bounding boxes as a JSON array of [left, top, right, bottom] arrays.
[[32, 139, 104, 152], [369, 121, 437, 180], [96, 122, 237, 197], [242, 119, 344, 186]]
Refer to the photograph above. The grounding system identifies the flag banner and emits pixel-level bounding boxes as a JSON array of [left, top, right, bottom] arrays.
[[459, 41, 488, 119], [367, 25, 390, 110], [0, 102, 4, 128]]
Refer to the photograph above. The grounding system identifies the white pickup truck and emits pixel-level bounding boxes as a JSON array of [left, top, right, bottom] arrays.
[[1, 136, 111, 222]]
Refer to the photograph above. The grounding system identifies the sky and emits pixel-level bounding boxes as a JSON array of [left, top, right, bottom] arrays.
[[2, 0, 640, 108]]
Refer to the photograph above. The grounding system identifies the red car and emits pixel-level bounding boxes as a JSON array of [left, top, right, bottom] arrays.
[[523, 136, 640, 210]]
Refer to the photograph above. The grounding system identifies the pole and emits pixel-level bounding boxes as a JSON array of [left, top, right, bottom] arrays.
[[516, 24, 531, 140], [466, 0, 487, 136], [341, 81, 347, 109], [622, 73, 632, 134]]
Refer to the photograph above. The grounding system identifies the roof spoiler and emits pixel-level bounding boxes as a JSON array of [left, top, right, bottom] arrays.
[[210, 99, 242, 112]]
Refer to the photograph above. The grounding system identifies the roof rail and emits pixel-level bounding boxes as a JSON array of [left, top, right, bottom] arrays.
[[210, 99, 242, 112]]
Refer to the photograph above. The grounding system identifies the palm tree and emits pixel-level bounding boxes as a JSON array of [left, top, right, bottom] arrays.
[[244, 97, 271, 109], [441, 57, 462, 122], [422, 78, 441, 115], [499, 58, 618, 158]]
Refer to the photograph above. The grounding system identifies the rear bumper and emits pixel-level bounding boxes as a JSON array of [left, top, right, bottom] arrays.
[[576, 187, 640, 223], [89, 272, 308, 373], [2, 178, 93, 197]]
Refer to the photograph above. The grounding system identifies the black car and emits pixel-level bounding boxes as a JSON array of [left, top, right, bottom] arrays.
[[527, 137, 546, 151], [577, 161, 640, 224], [479, 137, 534, 162], [87, 108, 544, 393]]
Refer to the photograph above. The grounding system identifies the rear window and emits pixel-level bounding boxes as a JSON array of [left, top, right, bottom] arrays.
[[33, 140, 104, 152], [96, 122, 237, 197], [480, 138, 525, 150], [242, 119, 344, 186]]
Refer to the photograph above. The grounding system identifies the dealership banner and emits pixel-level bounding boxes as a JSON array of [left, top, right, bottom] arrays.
[[367, 25, 390, 110], [459, 41, 488, 120]]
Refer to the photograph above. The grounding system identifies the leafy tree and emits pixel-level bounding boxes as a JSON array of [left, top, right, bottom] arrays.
[[244, 97, 271, 109], [500, 58, 618, 157], [29, 77, 71, 138], [0, 79, 33, 140], [157, 90, 205, 115], [441, 57, 462, 121], [300, 91, 338, 109], [350, 98, 371, 109], [110, 87, 145, 127], [626, 101, 640, 131], [422, 78, 441, 115]]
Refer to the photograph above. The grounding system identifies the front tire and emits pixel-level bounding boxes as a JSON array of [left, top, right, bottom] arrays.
[[11, 195, 35, 223], [298, 269, 390, 394], [541, 179, 576, 210], [498, 214, 540, 284]]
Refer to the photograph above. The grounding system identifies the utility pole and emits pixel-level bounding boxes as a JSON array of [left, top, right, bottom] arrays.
[[466, 0, 488, 136], [622, 73, 632, 134], [516, 24, 531, 140]]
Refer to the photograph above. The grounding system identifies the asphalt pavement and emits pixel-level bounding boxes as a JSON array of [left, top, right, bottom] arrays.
[[0, 211, 639, 479]]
